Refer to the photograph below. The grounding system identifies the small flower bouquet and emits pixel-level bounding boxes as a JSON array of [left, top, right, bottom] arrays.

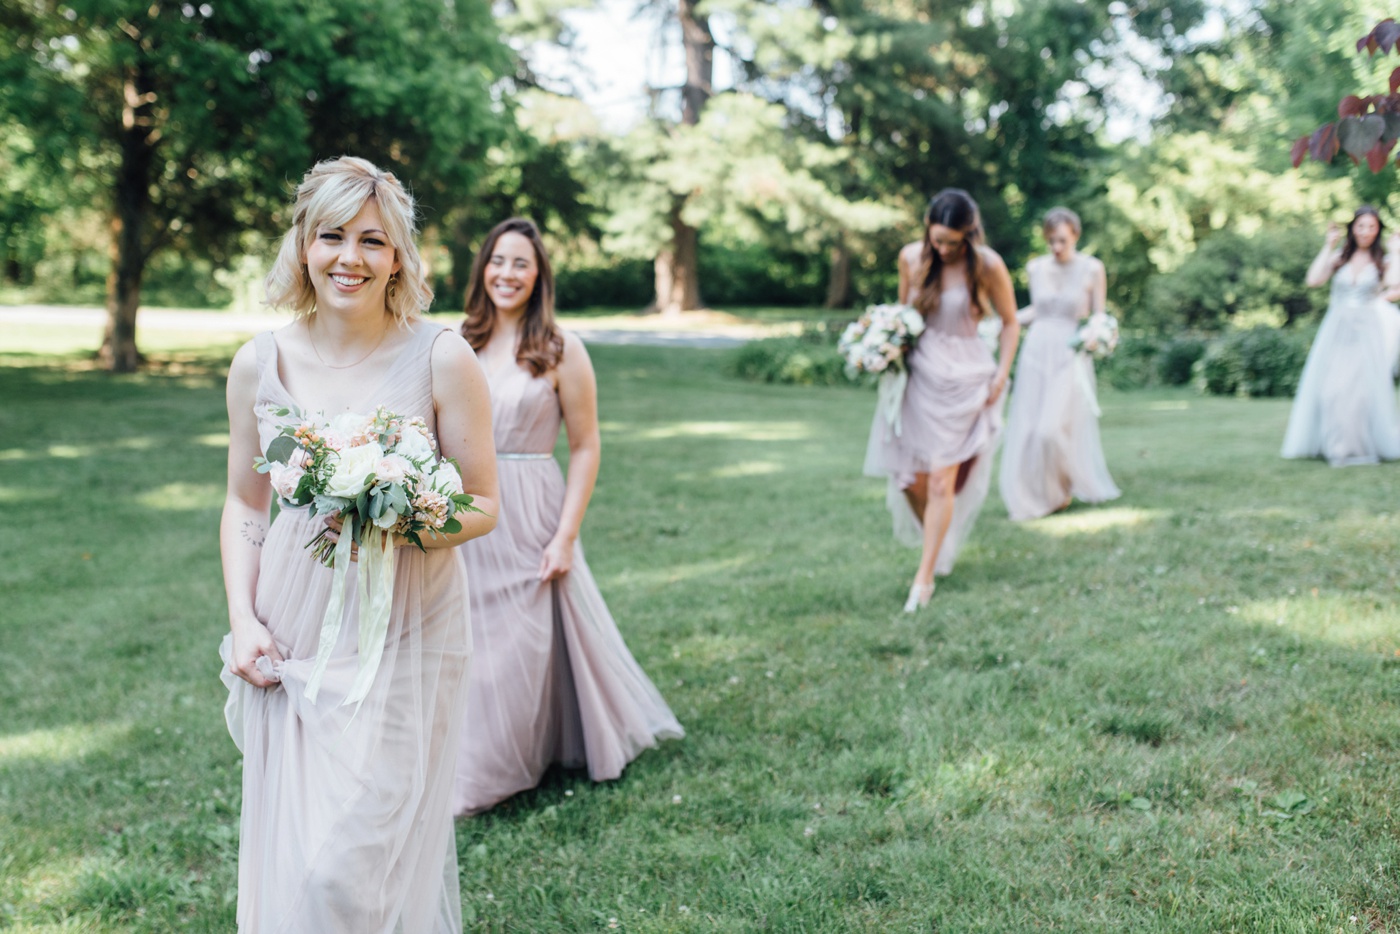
[[252, 406, 483, 706], [254, 406, 481, 565], [839, 303, 927, 440], [837, 303, 926, 378], [1069, 312, 1119, 359]]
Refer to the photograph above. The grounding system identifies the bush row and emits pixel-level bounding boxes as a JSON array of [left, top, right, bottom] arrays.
[[732, 323, 1318, 399], [728, 324, 847, 386]]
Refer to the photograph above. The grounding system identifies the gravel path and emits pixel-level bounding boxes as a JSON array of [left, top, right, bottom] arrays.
[[0, 305, 750, 349]]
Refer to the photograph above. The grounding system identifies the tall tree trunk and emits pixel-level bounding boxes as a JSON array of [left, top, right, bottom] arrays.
[[651, 0, 713, 315], [99, 62, 156, 373], [653, 198, 702, 316], [824, 237, 853, 309]]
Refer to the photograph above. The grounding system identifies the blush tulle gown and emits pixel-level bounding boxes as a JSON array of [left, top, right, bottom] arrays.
[[452, 358, 683, 815], [1281, 262, 1400, 466], [864, 279, 1000, 575], [998, 254, 1120, 520], [219, 323, 472, 933]]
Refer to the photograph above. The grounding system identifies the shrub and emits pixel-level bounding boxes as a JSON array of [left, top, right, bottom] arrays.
[[729, 324, 848, 386], [1196, 326, 1311, 397], [555, 259, 652, 310], [1156, 336, 1208, 386], [1096, 336, 1163, 390]]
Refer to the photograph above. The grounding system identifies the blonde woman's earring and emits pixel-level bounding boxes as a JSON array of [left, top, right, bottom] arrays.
[[388, 273, 398, 299]]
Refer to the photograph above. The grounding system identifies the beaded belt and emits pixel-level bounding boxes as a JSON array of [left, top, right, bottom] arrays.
[[498, 452, 552, 460]]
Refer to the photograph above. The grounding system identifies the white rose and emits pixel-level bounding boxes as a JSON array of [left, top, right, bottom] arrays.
[[322, 412, 373, 450], [373, 453, 414, 485], [267, 462, 305, 500], [397, 424, 436, 461], [324, 441, 384, 498], [430, 460, 464, 495]]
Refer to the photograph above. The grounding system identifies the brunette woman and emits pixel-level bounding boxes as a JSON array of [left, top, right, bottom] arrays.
[[452, 218, 682, 814], [864, 189, 1019, 611]]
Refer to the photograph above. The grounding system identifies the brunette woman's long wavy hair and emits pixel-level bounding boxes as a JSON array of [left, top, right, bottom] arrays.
[[1334, 205, 1386, 276], [916, 188, 988, 319], [461, 217, 563, 376]]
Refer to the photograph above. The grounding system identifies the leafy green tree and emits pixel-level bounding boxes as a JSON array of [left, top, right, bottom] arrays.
[[1, 0, 506, 371]]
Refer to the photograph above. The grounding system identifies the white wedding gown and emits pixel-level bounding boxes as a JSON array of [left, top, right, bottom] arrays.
[[1281, 262, 1400, 466]]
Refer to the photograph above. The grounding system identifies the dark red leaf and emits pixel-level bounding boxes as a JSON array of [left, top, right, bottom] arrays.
[[1379, 21, 1400, 54], [1366, 137, 1397, 173], [1360, 35, 1377, 55], [1340, 114, 1387, 157], [1390, 67, 1400, 94], [1339, 94, 1367, 117], [1311, 123, 1340, 163], [1291, 136, 1309, 168]]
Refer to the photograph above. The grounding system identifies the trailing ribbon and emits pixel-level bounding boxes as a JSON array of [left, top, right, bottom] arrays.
[[878, 369, 909, 440], [345, 532, 395, 708], [303, 526, 353, 704], [1074, 352, 1102, 418], [303, 528, 396, 708]]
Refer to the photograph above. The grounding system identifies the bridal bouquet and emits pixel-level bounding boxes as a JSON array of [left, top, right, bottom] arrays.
[[837, 303, 926, 378], [838, 303, 926, 439], [1069, 312, 1119, 359], [255, 406, 481, 562], [253, 406, 483, 705]]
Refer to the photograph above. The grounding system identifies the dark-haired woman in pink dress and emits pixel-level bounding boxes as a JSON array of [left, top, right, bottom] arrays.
[[452, 218, 683, 815]]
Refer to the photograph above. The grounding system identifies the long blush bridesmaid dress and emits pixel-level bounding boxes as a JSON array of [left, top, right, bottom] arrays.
[[452, 356, 683, 816], [863, 278, 1000, 576], [219, 322, 472, 933], [998, 254, 1120, 520]]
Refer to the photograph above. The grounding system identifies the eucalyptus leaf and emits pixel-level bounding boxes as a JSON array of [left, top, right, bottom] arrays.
[[264, 435, 301, 466]]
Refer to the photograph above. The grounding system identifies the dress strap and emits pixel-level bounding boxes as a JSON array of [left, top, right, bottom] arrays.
[[252, 330, 275, 372]]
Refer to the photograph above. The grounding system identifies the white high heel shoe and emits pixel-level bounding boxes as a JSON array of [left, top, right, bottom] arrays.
[[903, 581, 935, 613]]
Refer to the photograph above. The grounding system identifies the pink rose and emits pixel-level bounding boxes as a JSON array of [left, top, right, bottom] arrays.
[[268, 462, 305, 500]]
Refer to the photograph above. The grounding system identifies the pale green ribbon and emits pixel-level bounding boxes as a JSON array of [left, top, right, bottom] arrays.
[[303, 528, 396, 708], [877, 369, 909, 440]]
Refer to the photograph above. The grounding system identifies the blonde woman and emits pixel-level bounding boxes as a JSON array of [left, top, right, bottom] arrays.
[[999, 206, 1120, 520], [452, 217, 682, 815], [864, 188, 1020, 611], [219, 156, 498, 931]]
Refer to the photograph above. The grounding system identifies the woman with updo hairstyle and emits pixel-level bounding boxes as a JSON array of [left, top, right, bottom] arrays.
[[864, 188, 1020, 612], [219, 155, 499, 930], [1282, 205, 1400, 465], [998, 206, 1120, 520], [452, 217, 682, 816]]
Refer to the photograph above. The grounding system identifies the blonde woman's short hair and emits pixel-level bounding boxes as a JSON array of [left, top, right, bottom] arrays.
[[1041, 206, 1082, 237], [264, 156, 432, 321]]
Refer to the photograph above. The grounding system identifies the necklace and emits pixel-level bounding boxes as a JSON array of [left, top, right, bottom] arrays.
[[307, 316, 391, 369]]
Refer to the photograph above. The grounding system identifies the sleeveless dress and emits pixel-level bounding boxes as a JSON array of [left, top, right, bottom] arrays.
[[452, 359, 683, 815], [863, 278, 1001, 575], [1281, 261, 1400, 466], [999, 254, 1120, 520], [219, 322, 472, 933]]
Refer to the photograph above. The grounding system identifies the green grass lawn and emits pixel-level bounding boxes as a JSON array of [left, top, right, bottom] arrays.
[[1, 337, 1398, 932]]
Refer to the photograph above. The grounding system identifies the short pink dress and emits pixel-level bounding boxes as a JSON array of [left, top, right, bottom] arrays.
[[863, 279, 1001, 575], [452, 357, 683, 815]]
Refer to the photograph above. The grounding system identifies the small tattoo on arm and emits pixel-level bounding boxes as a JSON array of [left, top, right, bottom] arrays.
[[241, 521, 266, 548]]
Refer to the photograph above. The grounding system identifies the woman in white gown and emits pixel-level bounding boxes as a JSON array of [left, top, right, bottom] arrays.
[[1281, 206, 1400, 466], [999, 207, 1120, 520]]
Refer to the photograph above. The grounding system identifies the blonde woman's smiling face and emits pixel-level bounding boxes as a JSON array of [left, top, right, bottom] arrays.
[[305, 199, 401, 316]]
